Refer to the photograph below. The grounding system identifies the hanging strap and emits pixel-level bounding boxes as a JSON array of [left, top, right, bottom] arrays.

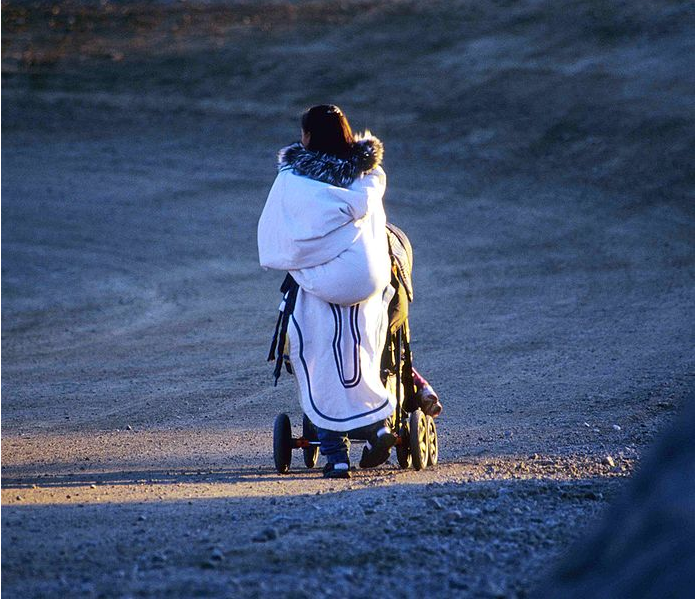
[[398, 327, 419, 412], [267, 311, 284, 362], [267, 273, 299, 385], [401, 331, 416, 401]]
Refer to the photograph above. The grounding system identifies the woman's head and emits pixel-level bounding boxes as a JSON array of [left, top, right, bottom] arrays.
[[301, 104, 354, 159]]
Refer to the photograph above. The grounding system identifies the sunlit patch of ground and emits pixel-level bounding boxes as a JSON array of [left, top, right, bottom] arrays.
[[2, 446, 635, 506], [1, 0, 388, 71]]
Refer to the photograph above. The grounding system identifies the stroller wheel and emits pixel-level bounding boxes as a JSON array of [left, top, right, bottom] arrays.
[[302, 414, 320, 469], [409, 409, 429, 470], [273, 413, 292, 474], [426, 415, 438, 466]]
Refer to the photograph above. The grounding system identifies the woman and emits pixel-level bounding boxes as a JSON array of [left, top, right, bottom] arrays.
[[258, 105, 397, 478]]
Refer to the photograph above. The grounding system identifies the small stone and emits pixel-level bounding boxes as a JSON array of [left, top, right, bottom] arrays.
[[126, 425, 133, 431], [15, 495, 22, 501], [612, 424, 622, 431], [335, 566, 354, 579], [449, 576, 469, 589], [90, 484, 97, 489], [485, 580, 505, 597], [79, 582, 95, 596], [504, 430, 513, 438], [210, 548, 224, 561], [137, 515, 147, 522], [605, 456, 615, 467], [272, 514, 293, 523], [31, 484, 38, 489], [429, 497, 443, 510], [252, 527, 278, 543], [462, 507, 483, 517], [446, 510, 462, 521]]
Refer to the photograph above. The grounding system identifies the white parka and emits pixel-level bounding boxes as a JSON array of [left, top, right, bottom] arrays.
[[257, 137, 391, 306]]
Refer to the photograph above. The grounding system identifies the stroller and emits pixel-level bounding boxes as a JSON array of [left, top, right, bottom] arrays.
[[269, 223, 438, 473]]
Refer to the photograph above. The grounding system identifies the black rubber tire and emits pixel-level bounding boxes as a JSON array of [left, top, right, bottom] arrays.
[[273, 413, 293, 474], [409, 410, 429, 470], [302, 414, 320, 469], [396, 423, 412, 469], [426, 415, 438, 466]]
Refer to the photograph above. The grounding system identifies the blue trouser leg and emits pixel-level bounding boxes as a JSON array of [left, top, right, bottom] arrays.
[[316, 428, 350, 465]]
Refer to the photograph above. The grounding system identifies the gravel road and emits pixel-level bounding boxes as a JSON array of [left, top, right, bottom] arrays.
[[1, 0, 693, 597]]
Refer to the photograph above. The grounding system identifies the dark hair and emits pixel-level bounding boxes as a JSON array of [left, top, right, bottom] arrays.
[[301, 104, 354, 159]]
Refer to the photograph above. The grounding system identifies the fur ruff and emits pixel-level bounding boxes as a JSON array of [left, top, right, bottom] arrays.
[[277, 132, 384, 188]]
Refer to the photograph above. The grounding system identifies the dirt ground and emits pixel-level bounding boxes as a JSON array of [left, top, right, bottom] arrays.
[[1, 0, 694, 597]]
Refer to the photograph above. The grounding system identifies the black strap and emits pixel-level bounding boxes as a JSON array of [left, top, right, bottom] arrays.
[[267, 311, 284, 362], [267, 274, 297, 361], [269, 274, 299, 385], [401, 331, 415, 402], [394, 325, 403, 409]]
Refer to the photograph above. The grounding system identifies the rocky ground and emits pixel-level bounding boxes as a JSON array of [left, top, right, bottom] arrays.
[[1, 0, 693, 597]]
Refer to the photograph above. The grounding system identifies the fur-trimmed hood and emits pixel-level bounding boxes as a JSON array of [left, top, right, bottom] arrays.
[[277, 132, 384, 188]]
